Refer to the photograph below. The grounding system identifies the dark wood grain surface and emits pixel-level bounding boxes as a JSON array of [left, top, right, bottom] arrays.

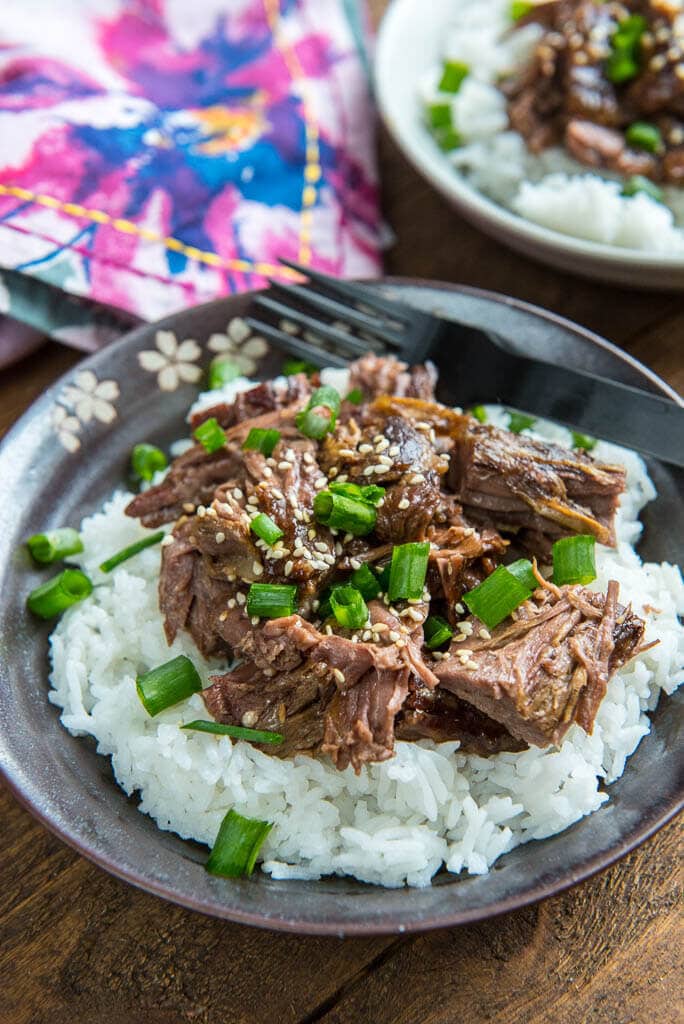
[[1, 2, 682, 1018]]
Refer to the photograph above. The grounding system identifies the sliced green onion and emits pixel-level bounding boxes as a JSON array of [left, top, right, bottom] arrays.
[[316, 586, 333, 621], [376, 563, 391, 593], [250, 513, 283, 545], [205, 809, 272, 878], [330, 584, 369, 630], [626, 121, 662, 154], [351, 563, 382, 601], [469, 405, 488, 423], [510, 0, 534, 20], [435, 126, 463, 151], [388, 541, 431, 602], [208, 357, 241, 390], [606, 14, 646, 83], [136, 654, 202, 717], [424, 615, 454, 650], [313, 491, 377, 536], [26, 528, 83, 565], [552, 535, 596, 586], [506, 558, 538, 592], [246, 582, 297, 619], [507, 410, 536, 434], [427, 101, 452, 130], [99, 531, 164, 573], [282, 358, 317, 377], [295, 385, 341, 440], [572, 430, 598, 452], [345, 388, 363, 405], [182, 720, 283, 744], [329, 481, 385, 506], [194, 417, 226, 453], [131, 443, 168, 482], [463, 565, 531, 630], [438, 59, 469, 93], [242, 427, 281, 458], [622, 175, 663, 203], [27, 568, 93, 619]]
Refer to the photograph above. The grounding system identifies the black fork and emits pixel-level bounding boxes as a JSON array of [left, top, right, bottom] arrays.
[[247, 260, 684, 468]]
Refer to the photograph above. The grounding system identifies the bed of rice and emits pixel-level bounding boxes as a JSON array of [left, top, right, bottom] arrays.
[[419, 0, 684, 254], [48, 375, 684, 888]]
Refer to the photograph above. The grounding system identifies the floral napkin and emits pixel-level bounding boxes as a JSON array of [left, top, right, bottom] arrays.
[[0, 0, 380, 365]]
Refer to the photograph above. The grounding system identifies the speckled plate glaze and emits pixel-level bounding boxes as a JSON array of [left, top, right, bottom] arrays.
[[0, 280, 681, 936]]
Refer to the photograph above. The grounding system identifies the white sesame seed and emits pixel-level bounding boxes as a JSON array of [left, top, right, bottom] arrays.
[[308, 529, 317, 540], [408, 473, 425, 484], [284, 560, 294, 576], [314, 541, 328, 552], [373, 622, 389, 633], [335, 542, 343, 556], [375, 438, 390, 452], [337, 474, 348, 483], [378, 455, 393, 467], [479, 628, 491, 640], [247, 495, 259, 506], [324, 624, 333, 635], [398, 498, 410, 510], [272, 488, 284, 500], [197, 505, 207, 518], [349, 558, 362, 570], [161, 535, 175, 547], [293, 545, 307, 558], [454, 634, 467, 643], [388, 630, 400, 642], [303, 452, 314, 464], [338, 449, 355, 458], [182, 502, 195, 513], [233, 487, 243, 500], [227, 598, 236, 609], [215, 532, 225, 544], [250, 616, 260, 626], [406, 608, 424, 622], [252, 561, 263, 576], [359, 444, 373, 454], [314, 478, 327, 490], [262, 466, 273, 478], [465, 660, 478, 671], [454, 602, 464, 614], [328, 467, 338, 479], [219, 610, 228, 621], [388, 445, 400, 457], [236, 592, 246, 605], [363, 465, 375, 476], [460, 621, 473, 636], [333, 667, 345, 684], [313, 559, 329, 570], [278, 461, 292, 471], [372, 434, 384, 443]]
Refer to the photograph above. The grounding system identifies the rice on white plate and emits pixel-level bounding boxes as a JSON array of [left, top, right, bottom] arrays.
[[47, 373, 684, 889], [419, 0, 684, 254]]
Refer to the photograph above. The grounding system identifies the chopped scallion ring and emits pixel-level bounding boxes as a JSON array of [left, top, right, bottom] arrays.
[[250, 512, 284, 546], [424, 615, 454, 650], [606, 14, 646, 84], [295, 385, 341, 440], [205, 809, 273, 878], [136, 654, 202, 717], [313, 490, 377, 536], [242, 427, 281, 457], [463, 565, 531, 630], [387, 542, 430, 602], [27, 568, 93, 619], [622, 175, 663, 203], [26, 528, 83, 565], [208, 357, 241, 390], [507, 410, 536, 434], [345, 388, 363, 405], [330, 585, 369, 630], [438, 59, 469, 93], [626, 121, 662, 154], [282, 358, 317, 377], [99, 531, 164, 573], [510, 0, 534, 20], [131, 443, 168, 482], [182, 720, 283, 744], [194, 417, 227, 453], [469, 405, 487, 423], [506, 558, 538, 592], [571, 431, 597, 452], [246, 583, 298, 619], [552, 535, 597, 586], [329, 481, 385, 506], [350, 563, 382, 602], [427, 101, 452, 130]]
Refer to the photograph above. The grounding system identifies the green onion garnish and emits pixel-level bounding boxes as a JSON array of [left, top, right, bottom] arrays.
[[351, 563, 382, 602], [136, 654, 202, 717], [469, 405, 487, 423], [205, 809, 273, 878], [606, 14, 646, 84], [242, 427, 281, 458], [182, 720, 283, 744], [194, 417, 226, 453], [27, 568, 93, 619], [571, 431, 597, 451], [552, 535, 597, 586], [208, 357, 241, 390], [295, 385, 341, 440], [377, 563, 391, 593], [246, 583, 298, 619], [313, 490, 377, 536], [506, 558, 538, 591], [463, 565, 531, 630], [330, 584, 369, 630], [427, 101, 452, 130], [435, 126, 463, 152], [329, 481, 385, 505], [507, 410, 536, 434], [26, 528, 83, 565], [99, 531, 164, 573], [388, 541, 431, 602], [282, 358, 317, 377], [622, 175, 663, 203], [438, 59, 469, 93], [424, 615, 454, 650], [626, 121, 662, 154], [131, 443, 168, 482], [345, 388, 363, 405], [510, 0, 534, 20], [250, 513, 284, 546]]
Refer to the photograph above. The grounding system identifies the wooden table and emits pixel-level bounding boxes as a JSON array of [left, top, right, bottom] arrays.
[[2, 5, 682, 1018]]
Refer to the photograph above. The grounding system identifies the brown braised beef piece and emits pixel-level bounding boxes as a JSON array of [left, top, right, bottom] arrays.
[[125, 355, 643, 773], [503, 0, 684, 184], [449, 420, 625, 547]]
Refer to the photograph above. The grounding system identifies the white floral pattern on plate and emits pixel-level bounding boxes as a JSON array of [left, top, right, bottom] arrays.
[[51, 405, 82, 453], [138, 330, 202, 391], [208, 317, 268, 376], [60, 370, 120, 424]]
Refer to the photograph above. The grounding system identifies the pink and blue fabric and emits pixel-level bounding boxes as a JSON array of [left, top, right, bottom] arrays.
[[0, 0, 380, 354]]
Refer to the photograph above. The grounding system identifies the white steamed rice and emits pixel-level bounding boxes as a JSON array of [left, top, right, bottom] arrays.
[[48, 375, 684, 888], [420, 0, 684, 254]]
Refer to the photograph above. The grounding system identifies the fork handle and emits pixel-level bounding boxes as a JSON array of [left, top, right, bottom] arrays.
[[472, 356, 684, 468]]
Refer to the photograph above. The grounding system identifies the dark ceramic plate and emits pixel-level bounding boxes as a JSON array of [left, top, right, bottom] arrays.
[[0, 281, 681, 936]]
